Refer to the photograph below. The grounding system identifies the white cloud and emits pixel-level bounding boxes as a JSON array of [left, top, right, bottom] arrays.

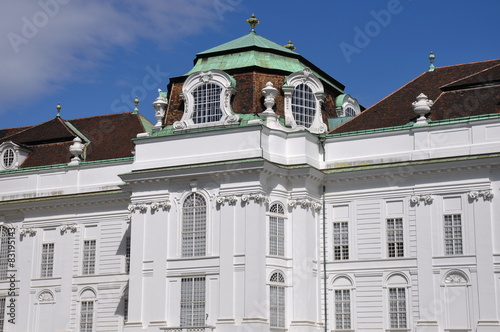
[[0, 0, 226, 113]]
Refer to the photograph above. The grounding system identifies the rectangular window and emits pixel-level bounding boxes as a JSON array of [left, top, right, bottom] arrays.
[[0, 297, 5, 332], [80, 301, 94, 332], [387, 218, 404, 258], [333, 221, 349, 260], [269, 215, 285, 256], [389, 288, 407, 329], [0, 227, 9, 280], [41, 243, 54, 278], [180, 277, 205, 327], [334, 289, 351, 330], [444, 214, 463, 255], [82, 240, 96, 275], [124, 296, 128, 322], [270, 285, 285, 327], [125, 237, 131, 273]]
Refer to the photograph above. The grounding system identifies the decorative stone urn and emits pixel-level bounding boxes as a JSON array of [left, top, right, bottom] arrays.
[[412, 93, 434, 126], [69, 137, 84, 165], [152, 91, 168, 131]]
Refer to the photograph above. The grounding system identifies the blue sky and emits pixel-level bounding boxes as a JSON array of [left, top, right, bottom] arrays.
[[1, 0, 499, 129]]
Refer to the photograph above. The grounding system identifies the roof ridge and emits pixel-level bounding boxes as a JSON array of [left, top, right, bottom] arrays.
[[441, 62, 500, 89], [434, 58, 500, 70], [329, 71, 428, 134], [68, 111, 136, 122]]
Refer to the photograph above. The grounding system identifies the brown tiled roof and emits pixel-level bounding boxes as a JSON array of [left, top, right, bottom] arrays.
[[69, 112, 148, 161], [0, 112, 151, 168], [330, 59, 500, 134]]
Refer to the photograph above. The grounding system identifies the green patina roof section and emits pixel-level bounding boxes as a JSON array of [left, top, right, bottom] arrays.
[[186, 32, 343, 92], [329, 113, 500, 138], [198, 32, 297, 56]]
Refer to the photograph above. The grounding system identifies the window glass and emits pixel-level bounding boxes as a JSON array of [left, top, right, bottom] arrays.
[[182, 193, 207, 257], [192, 83, 223, 124], [291, 84, 316, 127], [1, 149, 14, 169]]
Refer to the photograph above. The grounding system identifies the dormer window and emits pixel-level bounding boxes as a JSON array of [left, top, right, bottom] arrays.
[[283, 68, 327, 133], [173, 70, 239, 131], [0, 142, 28, 171], [192, 83, 223, 123], [1, 148, 14, 169], [335, 94, 361, 118]]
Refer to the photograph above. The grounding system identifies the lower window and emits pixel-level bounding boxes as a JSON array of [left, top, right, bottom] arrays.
[[80, 301, 94, 332], [180, 277, 206, 327], [389, 287, 407, 329], [334, 289, 351, 330]]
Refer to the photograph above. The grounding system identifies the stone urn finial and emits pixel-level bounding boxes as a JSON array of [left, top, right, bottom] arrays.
[[152, 90, 168, 131], [69, 137, 84, 165], [412, 93, 433, 126], [262, 82, 278, 114]]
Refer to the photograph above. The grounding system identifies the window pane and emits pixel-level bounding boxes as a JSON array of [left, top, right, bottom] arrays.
[[192, 83, 223, 124], [182, 193, 207, 257], [181, 277, 205, 327], [291, 84, 316, 127], [82, 240, 96, 275]]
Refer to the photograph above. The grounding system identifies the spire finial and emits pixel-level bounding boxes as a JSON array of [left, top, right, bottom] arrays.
[[133, 96, 139, 114], [246, 14, 260, 32], [284, 40, 296, 51], [428, 51, 435, 72], [56, 102, 61, 117]]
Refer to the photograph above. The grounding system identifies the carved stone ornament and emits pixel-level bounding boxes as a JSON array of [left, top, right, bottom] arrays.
[[216, 195, 238, 206], [241, 193, 269, 204], [412, 93, 434, 126], [410, 194, 434, 206], [38, 291, 54, 302], [288, 198, 322, 210], [60, 224, 78, 234], [128, 200, 171, 214], [262, 82, 278, 114], [468, 189, 494, 201], [199, 71, 213, 83], [68, 137, 85, 166], [19, 227, 37, 237]]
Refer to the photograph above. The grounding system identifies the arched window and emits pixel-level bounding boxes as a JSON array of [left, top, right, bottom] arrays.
[[332, 276, 353, 330], [269, 271, 286, 328], [386, 274, 409, 330], [182, 193, 207, 257], [291, 84, 316, 127], [192, 83, 223, 124], [174, 70, 239, 131], [283, 68, 327, 133], [80, 289, 96, 332], [269, 202, 285, 257]]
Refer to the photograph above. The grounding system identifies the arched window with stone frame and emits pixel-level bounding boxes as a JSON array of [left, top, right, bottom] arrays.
[[269, 271, 286, 328], [79, 288, 96, 332], [385, 273, 410, 331], [173, 69, 239, 131], [268, 202, 286, 257], [182, 192, 207, 257], [282, 68, 327, 133], [331, 275, 354, 331]]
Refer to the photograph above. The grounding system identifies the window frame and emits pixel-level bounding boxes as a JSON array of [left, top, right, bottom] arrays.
[[268, 202, 286, 257], [181, 192, 208, 258], [388, 287, 407, 330], [0, 297, 5, 332], [40, 243, 55, 278], [82, 240, 97, 275], [180, 276, 206, 327], [387, 218, 404, 258], [283, 67, 327, 134], [80, 300, 94, 332], [174, 69, 239, 131], [269, 271, 286, 328], [0, 226, 9, 280], [444, 213, 463, 255], [333, 220, 349, 261], [384, 273, 410, 332]]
